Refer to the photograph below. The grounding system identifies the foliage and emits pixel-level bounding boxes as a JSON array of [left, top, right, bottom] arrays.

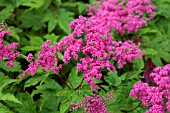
[[0, 0, 170, 113]]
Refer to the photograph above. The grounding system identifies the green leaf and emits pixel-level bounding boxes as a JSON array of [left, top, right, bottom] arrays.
[[56, 8, 74, 34], [139, 28, 160, 36], [126, 71, 143, 80], [158, 50, 170, 62], [0, 6, 14, 22], [54, 0, 61, 4], [57, 19, 71, 34], [59, 99, 70, 113], [67, 67, 83, 89], [24, 76, 42, 88], [48, 20, 57, 33], [29, 36, 44, 47], [21, 46, 40, 51], [14, 92, 36, 113], [19, 54, 27, 59], [89, 0, 97, 5], [151, 56, 163, 66], [0, 75, 19, 92], [0, 92, 22, 105], [24, 72, 49, 88], [0, 61, 22, 72], [8, 26, 22, 41], [57, 51, 63, 60], [0, 103, 14, 113], [76, 2, 86, 14], [145, 48, 157, 55], [16, 0, 45, 8], [31, 78, 62, 97], [18, 12, 45, 30], [43, 33, 60, 44], [132, 59, 144, 71], [105, 71, 121, 86], [56, 89, 83, 113], [38, 95, 61, 113]]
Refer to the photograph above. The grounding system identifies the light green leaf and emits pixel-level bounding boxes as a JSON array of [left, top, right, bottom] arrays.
[[0, 103, 14, 113], [8, 26, 22, 41], [24, 76, 42, 88], [21, 46, 40, 51], [29, 36, 44, 47], [43, 33, 60, 44], [0, 61, 22, 72], [0, 92, 22, 105], [76, 2, 86, 14], [0, 75, 19, 92], [57, 51, 63, 60], [89, 0, 97, 5], [0, 6, 14, 22]]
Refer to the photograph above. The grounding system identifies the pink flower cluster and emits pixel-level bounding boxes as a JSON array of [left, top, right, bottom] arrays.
[[130, 64, 170, 113], [21, 40, 62, 77], [87, 0, 156, 34], [0, 21, 20, 68], [68, 92, 113, 113], [22, 0, 154, 90]]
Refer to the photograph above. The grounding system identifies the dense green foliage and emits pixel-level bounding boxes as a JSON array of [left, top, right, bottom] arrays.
[[0, 0, 170, 113]]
